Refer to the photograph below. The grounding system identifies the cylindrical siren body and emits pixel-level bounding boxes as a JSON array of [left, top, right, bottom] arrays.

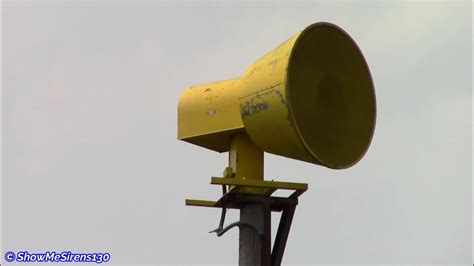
[[178, 22, 376, 169]]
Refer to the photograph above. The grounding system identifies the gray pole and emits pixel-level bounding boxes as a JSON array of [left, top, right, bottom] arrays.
[[239, 203, 271, 266]]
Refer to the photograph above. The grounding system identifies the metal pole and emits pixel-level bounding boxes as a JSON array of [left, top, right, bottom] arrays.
[[239, 203, 271, 266], [229, 134, 268, 265]]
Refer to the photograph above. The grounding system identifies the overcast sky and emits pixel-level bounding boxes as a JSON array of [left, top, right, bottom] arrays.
[[2, 1, 472, 265]]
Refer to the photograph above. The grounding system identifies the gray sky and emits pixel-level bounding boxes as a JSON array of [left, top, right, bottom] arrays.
[[2, 1, 472, 265]]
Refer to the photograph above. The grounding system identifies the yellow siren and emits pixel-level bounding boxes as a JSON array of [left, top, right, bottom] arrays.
[[178, 22, 376, 169]]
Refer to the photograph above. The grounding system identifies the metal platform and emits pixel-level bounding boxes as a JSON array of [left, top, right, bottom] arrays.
[[186, 177, 308, 210]]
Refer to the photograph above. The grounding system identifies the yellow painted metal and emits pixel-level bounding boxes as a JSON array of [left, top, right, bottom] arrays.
[[178, 78, 244, 152], [178, 22, 376, 169], [185, 199, 217, 208], [211, 177, 308, 196], [228, 134, 264, 194], [229, 134, 263, 180]]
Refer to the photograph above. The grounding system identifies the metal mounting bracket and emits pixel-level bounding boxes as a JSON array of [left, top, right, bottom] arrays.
[[185, 176, 307, 266]]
